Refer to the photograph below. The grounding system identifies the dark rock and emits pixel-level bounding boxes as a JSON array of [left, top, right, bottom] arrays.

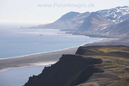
[[24, 54, 103, 86]]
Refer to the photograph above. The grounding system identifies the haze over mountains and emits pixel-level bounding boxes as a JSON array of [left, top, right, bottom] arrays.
[[32, 6, 129, 38], [35, 11, 90, 30]]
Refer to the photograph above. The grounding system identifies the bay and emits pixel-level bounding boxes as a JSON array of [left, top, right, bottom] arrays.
[[0, 24, 102, 86], [0, 25, 101, 59]]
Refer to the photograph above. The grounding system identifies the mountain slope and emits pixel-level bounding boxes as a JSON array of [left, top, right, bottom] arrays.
[[34, 11, 90, 30], [98, 6, 129, 21], [102, 18, 129, 37], [74, 6, 129, 37], [74, 12, 113, 37], [79, 12, 112, 31]]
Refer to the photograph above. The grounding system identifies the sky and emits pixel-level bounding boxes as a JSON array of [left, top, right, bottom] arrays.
[[0, 0, 129, 25]]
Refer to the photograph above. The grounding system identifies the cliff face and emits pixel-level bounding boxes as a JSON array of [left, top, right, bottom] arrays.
[[24, 46, 129, 86], [24, 54, 103, 86]]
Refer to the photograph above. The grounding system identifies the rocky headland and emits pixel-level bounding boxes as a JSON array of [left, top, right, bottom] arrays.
[[24, 45, 129, 86]]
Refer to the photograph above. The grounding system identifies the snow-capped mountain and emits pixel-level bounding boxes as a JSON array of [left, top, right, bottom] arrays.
[[102, 18, 129, 37], [32, 6, 129, 37], [75, 6, 129, 37], [97, 6, 129, 21], [78, 12, 113, 31], [74, 12, 114, 37]]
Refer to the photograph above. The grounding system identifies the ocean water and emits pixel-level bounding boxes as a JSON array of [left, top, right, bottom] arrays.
[[0, 64, 50, 86], [0, 24, 101, 59], [0, 24, 102, 86]]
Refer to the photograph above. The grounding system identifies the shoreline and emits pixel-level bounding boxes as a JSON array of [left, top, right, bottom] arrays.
[[0, 45, 81, 60], [0, 61, 56, 72], [0, 37, 105, 71], [0, 47, 78, 71]]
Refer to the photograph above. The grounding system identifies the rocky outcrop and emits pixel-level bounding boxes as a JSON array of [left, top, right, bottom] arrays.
[[24, 46, 129, 86], [24, 54, 103, 86]]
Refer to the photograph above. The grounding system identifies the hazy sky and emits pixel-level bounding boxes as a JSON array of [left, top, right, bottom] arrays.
[[0, 0, 129, 24]]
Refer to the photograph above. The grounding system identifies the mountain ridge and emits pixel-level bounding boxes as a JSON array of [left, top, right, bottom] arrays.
[[31, 6, 129, 38], [32, 11, 90, 30], [76, 12, 113, 32]]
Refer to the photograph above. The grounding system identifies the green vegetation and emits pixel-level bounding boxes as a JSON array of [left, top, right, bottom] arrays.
[[76, 46, 129, 86], [24, 45, 129, 86]]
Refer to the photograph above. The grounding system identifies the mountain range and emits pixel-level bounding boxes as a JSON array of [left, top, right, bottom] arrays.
[[32, 6, 129, 38]]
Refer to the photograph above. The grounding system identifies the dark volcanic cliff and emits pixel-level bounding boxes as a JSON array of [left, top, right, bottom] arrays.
[[24, 45, 129, 86], [24, 54, 103, 86]]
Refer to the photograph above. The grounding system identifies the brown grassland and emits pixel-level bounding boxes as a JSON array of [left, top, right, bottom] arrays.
[[76, 46, 129, 86]]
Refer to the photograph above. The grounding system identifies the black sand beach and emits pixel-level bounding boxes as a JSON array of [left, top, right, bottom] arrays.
[[0, 47, 78, 71]]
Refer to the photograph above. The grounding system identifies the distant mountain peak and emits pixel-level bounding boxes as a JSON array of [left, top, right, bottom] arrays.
[[90, 12, 100, 16], [88, 12, 102, 20], [33, 5, 129, 38], [58, 11, 80, 21], [98, 6, 129, 20], [78, 12, 112, 31], [116, 6, 129, 9]]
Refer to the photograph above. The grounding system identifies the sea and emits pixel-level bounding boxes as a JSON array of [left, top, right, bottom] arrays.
[[0, 23, 102, 86]]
